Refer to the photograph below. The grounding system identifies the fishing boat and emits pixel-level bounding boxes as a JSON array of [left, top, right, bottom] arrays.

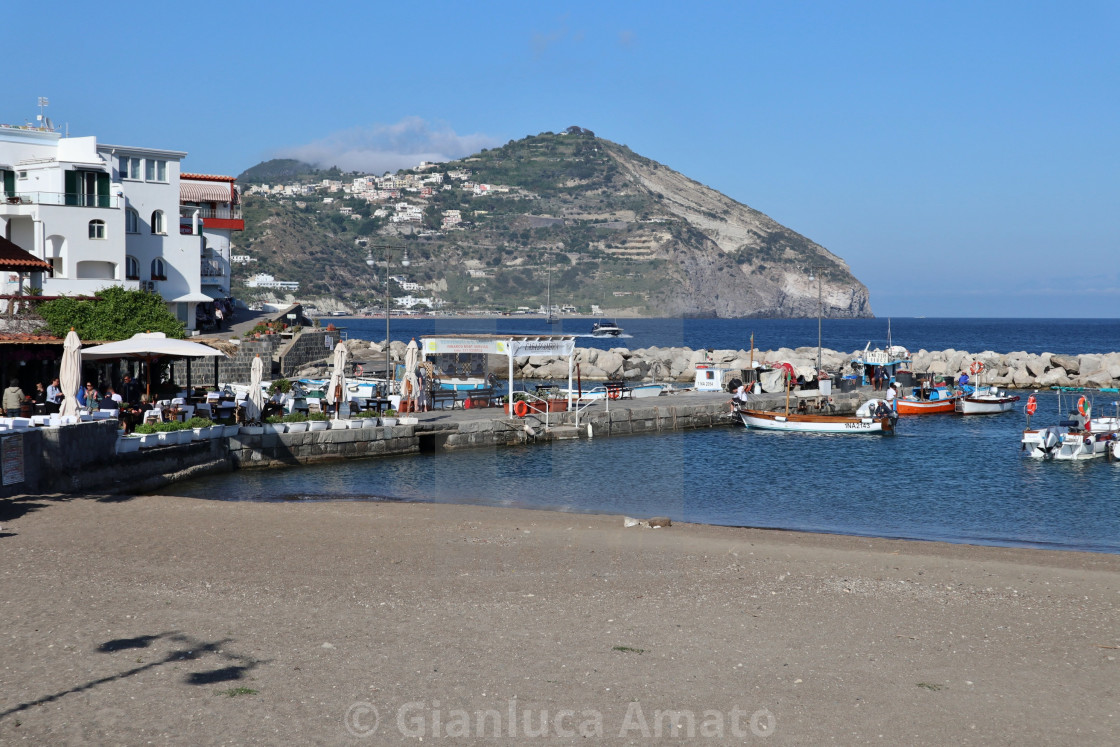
[[894, 385, 962, 415], [957, 386, 1020, 414], [736, 406, 895, 434], [735, 366, 896, 434], [955, 361, 1020, 414], [591, 320, 623, 337]]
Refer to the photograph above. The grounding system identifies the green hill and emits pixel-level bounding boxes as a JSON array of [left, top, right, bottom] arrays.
[[233, 130, 872, 318]]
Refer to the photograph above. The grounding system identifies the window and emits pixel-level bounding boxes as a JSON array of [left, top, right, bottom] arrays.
[[151, 210, 164, 234], [125, 256, 140, 280], [88, 219, 106, 239], [120, 156, 141, 180], [150, 258, 166, 280], [126, 208, 139, 233], [145, 159, 167, 182]]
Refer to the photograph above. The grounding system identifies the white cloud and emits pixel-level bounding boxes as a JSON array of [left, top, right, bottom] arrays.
[[272, 117, 500, 173]]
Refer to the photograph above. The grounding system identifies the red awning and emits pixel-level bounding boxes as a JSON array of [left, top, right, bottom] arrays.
[[0, 236, 52, 272]]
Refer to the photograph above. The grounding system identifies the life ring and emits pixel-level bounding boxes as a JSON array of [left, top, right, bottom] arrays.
[[354, 364, 363, 377], [1025, 395, 1037, 416], [608, 388, 620, 400], [513, 400, 529, 418], [969, 361, 984, 375], [463, 396, 472, 409], [1077, 396, 1089, 417]]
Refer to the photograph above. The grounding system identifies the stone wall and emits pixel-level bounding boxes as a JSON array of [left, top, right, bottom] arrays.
[[277, 328, 341, 377], [229, 424, 417, 469]]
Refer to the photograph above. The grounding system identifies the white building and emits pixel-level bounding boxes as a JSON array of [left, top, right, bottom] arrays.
[[245, 273, 299, 291], [0, 122, 241, 330]]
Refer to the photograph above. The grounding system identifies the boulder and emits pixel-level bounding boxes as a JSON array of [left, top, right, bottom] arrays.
[[1079, 354, 1102, 377], [1025, 356, 1049, 378], [596, 351, 626, 377], [1038, 367, 1067, 387], [1051, 354, 1079, 373], [1011, 367, 1036, 387]]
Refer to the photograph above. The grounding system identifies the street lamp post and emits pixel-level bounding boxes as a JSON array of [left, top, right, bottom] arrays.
[[367, 245, 409, 397], [809, 267, 822, 376]]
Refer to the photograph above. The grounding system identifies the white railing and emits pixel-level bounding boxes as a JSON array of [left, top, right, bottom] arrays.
[[3, 192, 119, 208]]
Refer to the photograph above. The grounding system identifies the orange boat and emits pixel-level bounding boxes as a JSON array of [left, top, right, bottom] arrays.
[[894, 386, 963, 415]]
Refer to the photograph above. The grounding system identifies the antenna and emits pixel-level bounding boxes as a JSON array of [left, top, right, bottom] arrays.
[[36, 97, 51, 130]]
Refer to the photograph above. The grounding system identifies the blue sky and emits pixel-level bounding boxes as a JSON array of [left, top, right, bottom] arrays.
[[7, 1, 1118, 317]]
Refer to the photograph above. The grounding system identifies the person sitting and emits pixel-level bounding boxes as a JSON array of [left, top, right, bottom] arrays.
[[98, 392, 118, 411]]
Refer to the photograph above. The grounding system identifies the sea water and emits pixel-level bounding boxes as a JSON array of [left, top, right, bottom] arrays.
[[164, 387, 1120, 554], [333, 316, 1120, 356]]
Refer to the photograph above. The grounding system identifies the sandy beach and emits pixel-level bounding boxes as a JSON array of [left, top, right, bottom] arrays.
[[0, 494, 1117, 745]]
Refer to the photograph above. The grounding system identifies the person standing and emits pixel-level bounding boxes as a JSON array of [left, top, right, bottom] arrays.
[[120, 374, 142, 406], [885, 382, 897, 411], [3, 379, 26, 417]]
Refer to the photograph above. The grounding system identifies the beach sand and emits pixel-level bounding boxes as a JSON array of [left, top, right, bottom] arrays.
[[1, 495, 1117, 744]]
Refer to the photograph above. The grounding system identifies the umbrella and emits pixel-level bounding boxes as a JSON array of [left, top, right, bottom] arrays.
[[402, 338, 420, 410], [324, 342, 349, 418], [245, 355, 264, 422], [58, 329, 82, 418], [83, 331, 227, 398]]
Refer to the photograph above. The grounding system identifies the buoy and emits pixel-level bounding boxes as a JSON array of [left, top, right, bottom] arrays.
[[513, 400, 529, 418]]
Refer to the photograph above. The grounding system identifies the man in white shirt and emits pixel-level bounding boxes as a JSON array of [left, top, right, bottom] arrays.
[[885, 383, 897, 411]]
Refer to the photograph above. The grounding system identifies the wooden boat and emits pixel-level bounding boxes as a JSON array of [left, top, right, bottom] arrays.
[[735, 370, 895, 435], [894, 386, 962, 415], [736, 407, 894, 434]]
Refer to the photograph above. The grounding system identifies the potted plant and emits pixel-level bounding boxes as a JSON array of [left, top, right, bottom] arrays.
[[282, 411, 309, 432], [133, 423, 160, 448], [307, 411, 330, 431], [357, 409, 378, 428], [263, 415, 287, 434], [380, 409, 398, 427], [116, 431, 142, 453], [222, 422, 241, 437], [185, 416, 215, 440]]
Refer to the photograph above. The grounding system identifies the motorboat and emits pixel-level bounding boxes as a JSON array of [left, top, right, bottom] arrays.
[[956, 386, 1021, 414], [562, 383, 664, 401], [591, 320, 623, 337], [1020, 396, 1119, 460], [894, 385, 962, 415]]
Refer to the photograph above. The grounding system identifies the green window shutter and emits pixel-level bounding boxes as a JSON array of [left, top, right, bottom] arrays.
[[2, 170, 13, 196], [97, 172, 110, 208], [65, 170, 78, 205]]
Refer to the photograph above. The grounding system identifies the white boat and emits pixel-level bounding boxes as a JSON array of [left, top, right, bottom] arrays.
[[956, 386, 1021, 414], [591, 320, 623, 337], [736, 406, 895, 434], [562, 383, 664, 401], [1020, 394, 1120, 459]]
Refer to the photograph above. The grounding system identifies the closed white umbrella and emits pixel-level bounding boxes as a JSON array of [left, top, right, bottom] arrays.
[[58, 329, 82, 418], [402, 338, 419, 411], [325, 342, 349, 418], [246, 355, 264, 422]]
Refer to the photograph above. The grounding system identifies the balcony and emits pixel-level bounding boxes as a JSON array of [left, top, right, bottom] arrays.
[[3, 192, 120, 209], [201, 257, 228, 285], [180, 204, 242, 220]]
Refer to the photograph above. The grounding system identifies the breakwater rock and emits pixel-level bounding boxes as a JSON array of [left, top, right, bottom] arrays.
[[317, 340, 1120, 391]]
